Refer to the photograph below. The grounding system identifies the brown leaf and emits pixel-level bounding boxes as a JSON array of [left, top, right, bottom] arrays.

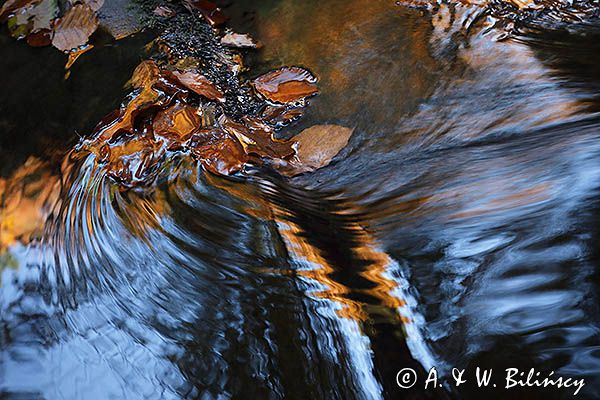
[[183, 0, 228, 26], [221, 32, 260, 49], [88, 80, 160, 145], [261, 105, 304, 128], [0, 0, 37, 23], [170, 70, 225, 102], [188, 129, 247, 175], [277, 124, 353, 176], [103, 137, 165, 186], [52, 4, 99, 52], [253, 67, 318, 104], [26, 28, 52, 46], [220, 116, 294, 160], [130, 60, 161, 89], [153, 103, 201, 147], [30, 0, 57, 32]]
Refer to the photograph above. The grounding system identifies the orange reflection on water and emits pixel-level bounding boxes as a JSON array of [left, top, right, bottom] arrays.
[[274, 206, 368, 321], [273, 201, 411, 325], [0, 157, 59, 255]]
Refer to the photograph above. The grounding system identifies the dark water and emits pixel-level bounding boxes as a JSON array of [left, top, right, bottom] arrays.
[[2, 1, 600, 399]]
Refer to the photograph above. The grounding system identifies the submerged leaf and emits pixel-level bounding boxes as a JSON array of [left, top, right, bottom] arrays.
[[189, 129, 247, 175], [30, 0, 57, 32], [170, 70, 225, 102], [277, 124, 353, 176], [153, 103, 201, 145], [103, 137, 165, 185], [52, 3, 98, 52], [130, 60, 161, 89], [7, 13, 31, 39], [220, 116, 294, 160], [253, 67, 318, 104]]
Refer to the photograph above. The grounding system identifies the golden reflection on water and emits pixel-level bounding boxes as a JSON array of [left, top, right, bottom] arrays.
[[273, 202, 411, 325], [0, 157, 59, 256], [274, 207, 369, 321], [206, 172, 410, 325]]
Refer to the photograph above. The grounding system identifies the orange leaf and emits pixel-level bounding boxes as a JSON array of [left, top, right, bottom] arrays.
[[170, 70, 225, 102], [253, 67, 318, 104], [189, 129, 247, 175]]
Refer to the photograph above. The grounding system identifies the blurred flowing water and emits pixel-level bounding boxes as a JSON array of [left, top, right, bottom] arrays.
[[2, 1, 600, 399]]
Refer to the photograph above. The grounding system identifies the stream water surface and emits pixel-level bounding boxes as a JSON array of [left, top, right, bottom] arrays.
[[2, 1, 600, 399]]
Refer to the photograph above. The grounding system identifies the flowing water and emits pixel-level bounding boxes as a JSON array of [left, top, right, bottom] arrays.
[[2, 1, 600, 399]]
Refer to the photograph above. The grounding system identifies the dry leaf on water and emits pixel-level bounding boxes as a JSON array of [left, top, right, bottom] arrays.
[[253, 67, 318, 104], [277, 124, 353, 176], [221, 32, 260, 49], [52, 4, 98, 52]]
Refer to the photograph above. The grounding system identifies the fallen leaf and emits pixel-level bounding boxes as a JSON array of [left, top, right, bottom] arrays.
[[188, 128, 247, 175], [0, 0, 37, 23], [153, 102, 201, 146], [103, 137, 165, 185], [220, 116, 294, 160], [30, 0, 57, 32], [277, 124, 353, 176], [261, 105, 304, 128], [26, 28, 52, 46], [153, 5, 175, 18], [130, 60, 161, 89], [7, 12, 31, 39], [169, 70, 225, 102], [87, 81, 160, 145], [221, 32, 260, 49], [183, 0, 228, 26], [253, 67, 318, 104], [52, 3, 98, 52]]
